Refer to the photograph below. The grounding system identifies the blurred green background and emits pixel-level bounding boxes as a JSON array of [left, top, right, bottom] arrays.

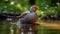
[[0, 0, 60, 20], [0, 0, 60, 34]]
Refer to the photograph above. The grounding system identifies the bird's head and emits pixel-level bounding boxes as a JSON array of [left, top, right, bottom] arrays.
[[30, 5, 39, 12]]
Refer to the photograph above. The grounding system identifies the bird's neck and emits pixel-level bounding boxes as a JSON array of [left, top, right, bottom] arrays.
[[30, 10, 36, 12]]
